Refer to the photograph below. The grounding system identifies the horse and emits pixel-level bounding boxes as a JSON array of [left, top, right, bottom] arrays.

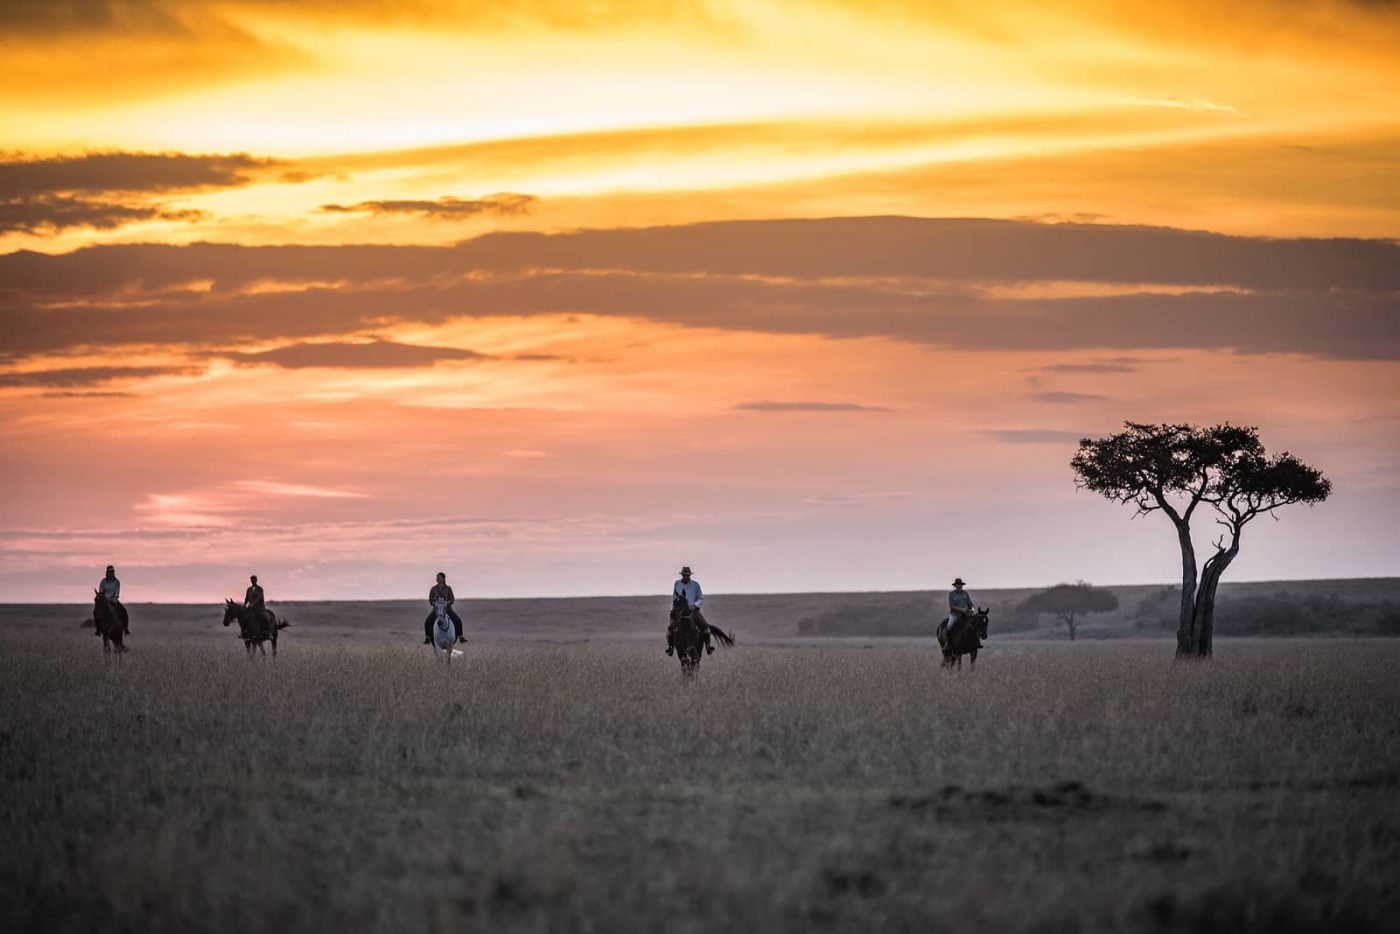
[[671, 602, 735, 676], [429, 596, 459, 662], [92, 591, 128, 656], [937, 606, 990, 669], [222, 599, 289, 657]]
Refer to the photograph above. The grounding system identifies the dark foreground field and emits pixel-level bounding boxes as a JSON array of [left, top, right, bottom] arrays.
[[3, 626, 1398, 933]]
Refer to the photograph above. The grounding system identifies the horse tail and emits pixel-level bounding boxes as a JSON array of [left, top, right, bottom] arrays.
[[709, 624, 735, 648], [276, 618, 290, 630]]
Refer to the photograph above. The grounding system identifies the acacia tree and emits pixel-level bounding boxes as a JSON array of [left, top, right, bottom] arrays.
[[1070, 422, 1330, 658], [1019, 581, 1119, 641]]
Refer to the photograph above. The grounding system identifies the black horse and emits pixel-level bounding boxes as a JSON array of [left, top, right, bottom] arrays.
[[937, 606, 990, 669], [222, 600, 289, 657], [92, 591, 127, 656], [672, 602, 734, 676]]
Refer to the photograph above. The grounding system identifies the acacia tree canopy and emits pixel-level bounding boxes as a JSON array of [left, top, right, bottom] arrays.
[[1020, 583, 1120, 617]]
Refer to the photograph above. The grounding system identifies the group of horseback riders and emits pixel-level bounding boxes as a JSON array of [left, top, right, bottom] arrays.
[[93, 564, 985, 654]]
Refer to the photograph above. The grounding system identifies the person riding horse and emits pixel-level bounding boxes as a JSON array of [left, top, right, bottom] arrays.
[[666, 566, 714, 656], [244, 574, 277, 631], [93, 564, 129, 636], [946, 577, 983, 648], [423, 572, 465, 644]]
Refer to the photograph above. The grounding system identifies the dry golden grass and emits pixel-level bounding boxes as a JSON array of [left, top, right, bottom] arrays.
[[2, 627, 1397, 932]]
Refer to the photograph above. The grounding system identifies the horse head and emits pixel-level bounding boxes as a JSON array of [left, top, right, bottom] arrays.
[[222, 599, 239, 627], [974, 606, 990, 640]]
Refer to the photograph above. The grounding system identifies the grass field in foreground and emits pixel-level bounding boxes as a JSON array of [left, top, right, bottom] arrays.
[[2, 629, 1397, 933]]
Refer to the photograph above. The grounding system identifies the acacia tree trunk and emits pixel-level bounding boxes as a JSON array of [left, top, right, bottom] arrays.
[[1173, 519, 1200, 657], [1190, 533, 1241, 659], [1061, 611, 1077, 641]]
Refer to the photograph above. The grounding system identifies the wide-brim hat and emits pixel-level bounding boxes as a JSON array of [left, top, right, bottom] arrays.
[[952, 577, 966, 587], [680, 566, 693, 575]]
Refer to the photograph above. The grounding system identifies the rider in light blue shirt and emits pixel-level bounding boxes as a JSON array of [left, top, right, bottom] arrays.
[[666, 566, 714, 655], [95, 564, 129, 634]]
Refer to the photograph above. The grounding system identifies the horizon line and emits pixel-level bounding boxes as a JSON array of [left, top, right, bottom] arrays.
[[11, 574, 1395, 606]]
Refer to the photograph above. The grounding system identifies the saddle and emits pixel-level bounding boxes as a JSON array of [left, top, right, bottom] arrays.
[[248, 607, 275, 635]]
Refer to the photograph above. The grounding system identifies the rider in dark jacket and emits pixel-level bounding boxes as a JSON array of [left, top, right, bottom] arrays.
[[244, 575, 265, 612], [423, 571, 465, 643]]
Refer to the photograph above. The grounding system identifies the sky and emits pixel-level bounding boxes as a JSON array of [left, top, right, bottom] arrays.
[[1, 0, 1397, 601]]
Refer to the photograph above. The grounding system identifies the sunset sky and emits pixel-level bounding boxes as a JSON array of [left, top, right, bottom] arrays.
[[2, 0, 1397, 601]]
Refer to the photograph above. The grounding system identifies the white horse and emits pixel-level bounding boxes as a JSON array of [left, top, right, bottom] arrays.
[[430, 596, 458, 662]]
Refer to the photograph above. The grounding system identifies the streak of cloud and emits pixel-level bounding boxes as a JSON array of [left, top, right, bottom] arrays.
[[1040, 362, 1138, 373], [220, 340, 490, 369], [982, 429, 1086, 444], [0, 151, 282, 198], [319, 194, 536, 219], [0, 196, 204, 234], [0, 365, 202, 388], [0, 150, 299, 235], [1030, 391, 1108, 404], [735, 401, 892, 412]]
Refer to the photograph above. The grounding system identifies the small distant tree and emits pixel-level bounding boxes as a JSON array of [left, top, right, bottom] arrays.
[[1019, 581, 1119, 641], [1071, 422, 1330, 659]]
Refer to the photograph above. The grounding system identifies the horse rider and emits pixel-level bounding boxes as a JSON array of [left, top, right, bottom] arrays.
[[95, 564, 129, 635], [423, 571, 465, 644], [244, 574, 272, 625], [666, 565, 714, 656], [946, 576, 980, 646]]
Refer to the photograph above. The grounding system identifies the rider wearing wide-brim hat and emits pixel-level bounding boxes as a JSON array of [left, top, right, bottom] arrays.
[[947, 577, 975, 640], [666, 565, 714, 655]]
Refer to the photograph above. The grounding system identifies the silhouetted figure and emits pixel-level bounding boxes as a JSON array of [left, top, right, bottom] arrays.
[[245, 574, 265, 613]]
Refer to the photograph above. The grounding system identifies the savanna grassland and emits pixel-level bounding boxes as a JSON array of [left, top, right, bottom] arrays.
[[2, 621, 1398, 933]]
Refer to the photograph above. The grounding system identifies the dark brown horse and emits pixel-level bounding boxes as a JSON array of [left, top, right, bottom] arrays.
[[93, 592, 127, 656], [672, 603, 734, 676], [223, 600, 289, 657], [937, 606, 989, 669]]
